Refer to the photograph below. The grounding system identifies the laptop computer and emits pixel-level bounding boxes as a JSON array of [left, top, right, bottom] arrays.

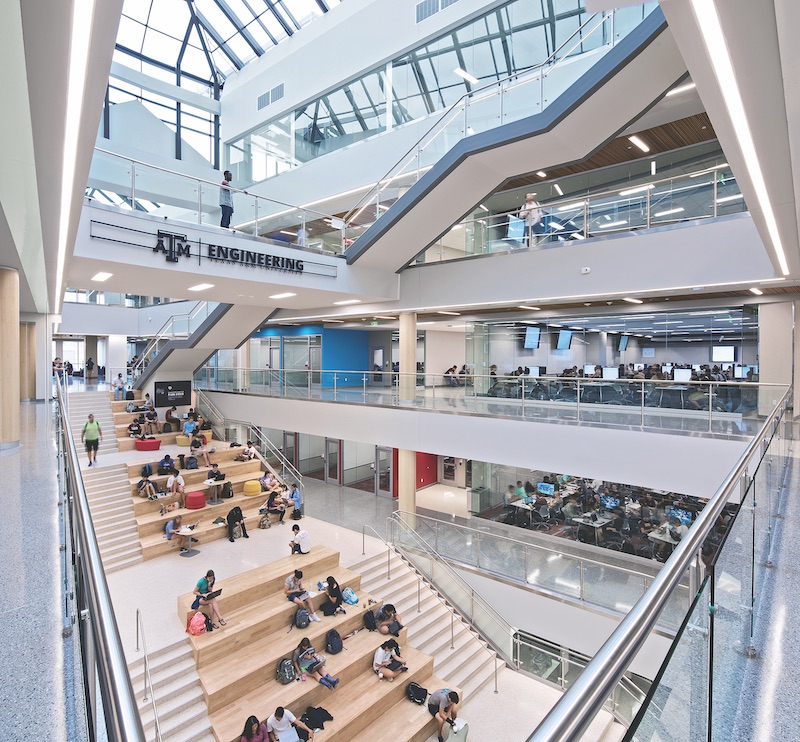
[[213, 472, 226, 481], [203, 589, 222, 600]]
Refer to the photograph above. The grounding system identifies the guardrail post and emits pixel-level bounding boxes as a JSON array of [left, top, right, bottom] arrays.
[[583, 200, 589, 238], [579, 561, 585, 602], [417, 579, 421, 613], [197, 183, 202, 225], [713, 174, 719, 218], [521, 379, 525, 416], [451, 611, 455, 650], [646, 188, 651, 230], [641, 380, 645, 427], [363, 374, 367, 402], [708, 383, 713, 432], [333, 373, 337, 401], [576, 378, 581, 421]]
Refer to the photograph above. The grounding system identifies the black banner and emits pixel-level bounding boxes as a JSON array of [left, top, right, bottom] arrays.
[[154, 380, 192, 407]]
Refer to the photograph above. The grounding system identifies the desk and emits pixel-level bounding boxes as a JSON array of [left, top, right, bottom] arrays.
[[178, 527, 200, 558], [203, 478, 224, 506], [571, 515, 613, 545], [510, 499, 534, 526], [648, 529, 679, 558]]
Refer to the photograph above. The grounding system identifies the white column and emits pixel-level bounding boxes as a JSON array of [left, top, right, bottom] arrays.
[[758, 302, 793, 416], [397, 449, 416, 513], [399, 311, 416, 403], [107, 334, 128, 381], [0, 268, 20, 449]]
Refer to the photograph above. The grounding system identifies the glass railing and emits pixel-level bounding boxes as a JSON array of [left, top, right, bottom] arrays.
[[527, 387, 791, 741], [194, 366, 782, 437], [63, 289, 179, 307], [132, 301, 217, 378], [405, 511, 690, 631], [390, 512, 648, 726], [342, 4, 658, 238], [417, 164, 745, 264], [87, 148, 347, 254]]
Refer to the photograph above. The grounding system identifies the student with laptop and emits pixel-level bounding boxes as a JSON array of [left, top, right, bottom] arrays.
[[167, 471, 186, 509], [165, 515, 190, 553], [192, 569, 226, 627]]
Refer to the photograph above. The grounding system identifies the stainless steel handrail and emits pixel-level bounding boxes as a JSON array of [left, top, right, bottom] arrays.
[[344, 10, 617, 223], [133, 301, 209, 378], [135, 609, 163, 741], [55, 376, 146, 740], [527, 386, 791, 741], [93, 147, 334, 219]]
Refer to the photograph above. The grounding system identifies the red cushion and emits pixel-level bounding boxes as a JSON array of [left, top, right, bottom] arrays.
[[185, 491, 206, 510], [135, 439, 162, 451]]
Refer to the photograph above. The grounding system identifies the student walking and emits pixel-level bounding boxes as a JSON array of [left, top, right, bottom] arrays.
[[81, 413, 102, 467]]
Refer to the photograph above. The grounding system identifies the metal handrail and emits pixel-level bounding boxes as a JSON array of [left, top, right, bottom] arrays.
[[344, 10, 617, 224], [134, 609, 163, 741], [93, 147, 335, 220], [54, 376, 146, 740], [133, 301, 209, 378], [527, 386, 792, 741]]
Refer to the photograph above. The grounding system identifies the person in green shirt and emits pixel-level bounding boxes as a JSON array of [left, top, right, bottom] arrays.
[[81, 413, 102, 467]]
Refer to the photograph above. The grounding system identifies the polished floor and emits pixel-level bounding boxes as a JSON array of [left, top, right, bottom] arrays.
[[13, 383, 799, 740]]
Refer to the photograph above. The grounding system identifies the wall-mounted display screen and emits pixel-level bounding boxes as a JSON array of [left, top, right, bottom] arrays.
[[642, 348, 655, 358], [618, 335, 629, 351], [524, 326, 541, 349], [556, 330, 573, 350], [154, 380, 192, 407], [712, 346, 735, 363]]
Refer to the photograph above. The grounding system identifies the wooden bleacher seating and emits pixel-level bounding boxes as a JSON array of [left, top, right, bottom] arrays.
[[175, 548, 462, 742]]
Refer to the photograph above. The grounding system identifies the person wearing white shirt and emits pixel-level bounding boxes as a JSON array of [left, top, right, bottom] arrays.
[[373, 639, 407, 680], [167, 473, 185, 508], [289, 525, 311, 555], [265, 706, 314, 742], [519, 192, 543, 246], [112, 373, 125, 401]]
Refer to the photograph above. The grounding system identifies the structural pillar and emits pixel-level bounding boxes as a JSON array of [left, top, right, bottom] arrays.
[[19, 322, 36, 400], [758, 302, 792, 416], [399, 311, 416, 403], [397, 449, 416, 513], [84, 335, 98, 380], [0, 268, 20, 449]]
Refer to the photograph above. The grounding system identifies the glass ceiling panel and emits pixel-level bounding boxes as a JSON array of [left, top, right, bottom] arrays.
[[116, 0, 340, 88]]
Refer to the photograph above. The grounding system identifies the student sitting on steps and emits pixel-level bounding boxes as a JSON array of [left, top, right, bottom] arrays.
[[283, 569, 321, 622], [428, 689, 460, 742], [373, 639, 408, 681], [376, 602, 404, 637], [266, 706, 315, 742], [292, 637, 339, 689]]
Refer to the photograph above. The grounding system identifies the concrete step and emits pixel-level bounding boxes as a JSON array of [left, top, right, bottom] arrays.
[[105, 553, 143, 573], [149, 709, 213, 742], [129, 641, 193, 677], [138, 678, 203, 729], [100, 539, 143, 559], [97, 530, 140, 550]]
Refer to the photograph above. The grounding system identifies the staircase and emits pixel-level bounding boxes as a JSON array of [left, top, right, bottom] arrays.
[[83, 464, 142, 572], [351, 551, 500, 703], [129, 639, 214, 741], [66, 391, 119, 459]]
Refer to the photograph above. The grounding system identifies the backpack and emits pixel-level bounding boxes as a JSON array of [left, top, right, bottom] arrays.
[[141, 463, 153, 477], [163, 422, 172, 433], [276, 658, 296, 684], [125, 390, 135, 400], [186, 456, 198, 470], [406, 682, 428, 705], [126, 402, 136, 413], [204, 614, 214, 633], [186, 612, 206, 636], [342, 587, 358, 605], [326, 629, 343, 655], [363, 609, 377, 632], [292, 508, 303, 520], [221, 481, 234, 499], [294, 608, 311, 629]]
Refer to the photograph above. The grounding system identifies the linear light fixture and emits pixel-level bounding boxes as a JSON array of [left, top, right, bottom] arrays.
[[651, 161, 657, 176], [623, 297, 644, 304], [188, 283, 214, 291], [549, 221, 564, 230], [518, 305, 542, 311], [91, 272, 113, 282], [600, 220, 628, 229], [374, 316, 395, 320], [666, 82, 697, 97], [619, 184, 654, 197], [628, 135, 650, 153], [553, 184, 564, 196], [749, 287, 763, 295], [454, 67, 479, 85], [691, 0, 789, 275], [269, 292, 296, 299], [536, 171, 548, 178], [558, 202, 586, 212], [437, 311, 461, 316], [279, 230, 297, 236], [56, 0, 96, 313], [654, 207, 685, 217], [333, 299, 361, 305], [417, 321, 436, 325], [716, 193, 744, 204], [323, 319, 344, 323]]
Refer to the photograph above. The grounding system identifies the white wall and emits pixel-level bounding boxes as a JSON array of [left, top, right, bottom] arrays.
[[425, 329, 466, 384], [107, 334, 128, 378], [206, 391, 748, 498], [59, 300, 202, 337], [457, 568, 670, 680]]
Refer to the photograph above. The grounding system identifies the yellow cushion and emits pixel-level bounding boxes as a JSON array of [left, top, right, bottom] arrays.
[[176, 435, 190, 447], [243, 480, 262, 497]]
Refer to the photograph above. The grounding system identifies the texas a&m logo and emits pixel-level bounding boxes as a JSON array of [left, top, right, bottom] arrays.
[[154, 230, 191, 263]]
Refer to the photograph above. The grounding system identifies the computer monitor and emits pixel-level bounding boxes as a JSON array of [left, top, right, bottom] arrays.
[[527, 367, 540, 377], [734, 365, 744, 379], [182, 413, 189, 419], [584, 364, 596, 376], [600, 495, 621, 510], [721, 363, 733, 371], [666, 506, 693, 526], [537, 482, 555, 496], [661, 364, 673, 374], [634, 363, 645, 371], [692, 364, 702, 372], [602, 367, 619, 380], [523, 326, 541, 349], [673, 368, 692, 382]]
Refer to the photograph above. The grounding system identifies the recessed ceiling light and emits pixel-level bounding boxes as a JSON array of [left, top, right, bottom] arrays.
[[619, 184, 654, 197], [91, 272, 113, 282], [536, 171, 547, 178], [716, 194, 744, 204], [269, 292, 297, 299], [374, 316, 395, 320], [333, 299, 361, 305], [666, 82, 697, 97], [599, 220, 628, 229], [454, 67, 479, 85], [558, 202, 586, 212], [323, 319, 344, 323], [517, 305, 542, 311], [188, 283, 214, 291], [553, 184, 563, 196], [437, 311, 461, 316], [654, 207, 685, 217], [650, 161, 657, 176], [749, 287, 763, 295], [280, 230, 297, 237], [417, 321, 436, 326], [628, 135, 650, 153], [623, 297, 643, 304]]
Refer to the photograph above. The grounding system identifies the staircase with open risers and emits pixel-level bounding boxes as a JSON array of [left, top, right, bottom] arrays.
[[66, 391, 119, 459], [351, 550, 627, 742], [129, 639, 214, 742], [82, 464, 142, 572]]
